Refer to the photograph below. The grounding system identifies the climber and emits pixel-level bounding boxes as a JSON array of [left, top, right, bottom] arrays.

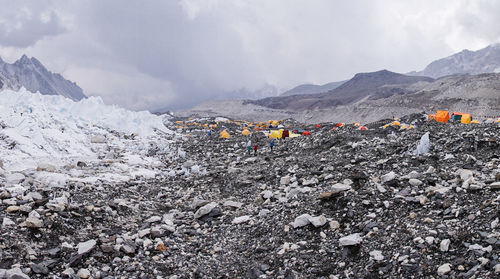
[[270, 139, 275, 152]]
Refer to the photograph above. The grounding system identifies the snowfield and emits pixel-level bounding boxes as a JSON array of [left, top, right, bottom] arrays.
[[0, 88, 173, 181]]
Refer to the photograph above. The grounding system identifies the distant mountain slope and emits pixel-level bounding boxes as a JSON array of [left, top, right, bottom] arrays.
[[280, 80, 346, 97], [0, 55, 86, 101], [178, 72, 500, 124], [411, 44, 500, 78], [248, 70, 434, 110]]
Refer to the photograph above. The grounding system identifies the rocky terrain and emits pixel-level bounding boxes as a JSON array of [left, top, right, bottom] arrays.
[[410, 44, 500, 78], [1, 111, 499, 278], [247, 70, 434, 111], [279, 81, 346, 97], [179, 72, 500, 124], [0, 55, 86, 101]]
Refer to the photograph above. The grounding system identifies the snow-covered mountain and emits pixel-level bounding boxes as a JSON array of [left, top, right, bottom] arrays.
[[411, 44, 500, 78], [0, 55, 86, 101]]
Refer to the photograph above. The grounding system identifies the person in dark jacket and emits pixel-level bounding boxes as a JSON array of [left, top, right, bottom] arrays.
[[253, 144, 258, 155], [270, 139, 275, 152]]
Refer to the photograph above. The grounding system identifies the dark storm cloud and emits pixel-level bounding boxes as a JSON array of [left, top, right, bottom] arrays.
[[1, 0, 500, 111]]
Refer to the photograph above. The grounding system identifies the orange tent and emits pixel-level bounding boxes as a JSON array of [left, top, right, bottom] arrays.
[[302, 131, 311, 136], [435, 110, 451, 123]]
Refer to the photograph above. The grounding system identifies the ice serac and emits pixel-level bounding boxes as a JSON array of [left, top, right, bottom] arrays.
[[0, 54, 86, 101]]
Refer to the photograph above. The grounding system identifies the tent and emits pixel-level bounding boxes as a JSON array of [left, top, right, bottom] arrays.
[[471, 120, 480, 124], [242, 129, 250, 136], [269, 130, 282, 139], [316, 124, 322, 128], [220, 130, 231, 139], [428, 114, 435, 121], [302, 131, 311, 136], [336, 123, 345, 127], [289, 132, 301, 138], [282, 129, 290, 139], [497, 118, 500, 123], [392, 121, 401, 126], [461, 114, 472, 124], [435, 110, 451, 123], [360, 126, 367, 130]]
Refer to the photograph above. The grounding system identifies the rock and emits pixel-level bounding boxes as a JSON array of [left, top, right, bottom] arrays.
[[437, 263, 451, 276], [25, 217, 43, 228], [223, 200, 243, 208], [381, 171, 396, 184], [293, 214, 327, 228], [261, 190, 273, 199], [77, 268, 91, 278], [77, 239, 97, 255], [144, 216, 162, 223], [91, 135, 106, 143], [280, 176, 291, 185], [490, 181, 500, 189], [36, 163, 56, 172], [339, 233, 363, 246], [31, 263, 49, 275], [194, 202, 218, 219], [440, 239, 450, 252], [369, 250, 384, 261], [319, 183, 351, 199], [121, 244, 136, 254], [308, 215, 327, 227], [293, 214, 312, 228], [6, 206, 19, 213], [408, 178, 423, 186], [2, 217, 15, 227], [4, 268, 30, 279], [459, 169, 473, 181], [329, 220, 340, 230], [232, 215, 251, 224], [494, 263, 500, 273]]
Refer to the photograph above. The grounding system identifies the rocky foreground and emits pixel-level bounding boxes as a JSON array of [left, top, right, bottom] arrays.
[[1, 117, 500, 278]]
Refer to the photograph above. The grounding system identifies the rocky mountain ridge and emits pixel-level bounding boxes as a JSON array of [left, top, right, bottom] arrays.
[[0, 55, 86, 101], [178, 72, 500, 124], [411, 44, 500, 78], [246, 70, 434, 110]]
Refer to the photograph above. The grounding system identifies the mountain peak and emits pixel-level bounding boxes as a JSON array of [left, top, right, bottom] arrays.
[[15, 54, 32, 65], [0, 55, 86, 101]]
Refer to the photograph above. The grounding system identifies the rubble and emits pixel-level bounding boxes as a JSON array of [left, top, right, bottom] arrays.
[[1, 114, 499, 278]]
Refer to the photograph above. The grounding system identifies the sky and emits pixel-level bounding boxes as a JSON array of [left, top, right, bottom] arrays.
[[1, 0, 500, 111]]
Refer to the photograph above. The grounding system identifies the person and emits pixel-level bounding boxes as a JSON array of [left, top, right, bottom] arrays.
[[247, 139, 252, 154], [253, 144, 258, 155], [270, 139, 275, 152], [208, 130, 212, 136]]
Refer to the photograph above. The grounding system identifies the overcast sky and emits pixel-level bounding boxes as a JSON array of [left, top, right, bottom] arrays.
[[1, 0, 499, 111]]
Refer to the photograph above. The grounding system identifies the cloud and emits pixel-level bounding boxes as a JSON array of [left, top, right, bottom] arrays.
[[2, 0, 500, 111], [0, 1, 67, 48]]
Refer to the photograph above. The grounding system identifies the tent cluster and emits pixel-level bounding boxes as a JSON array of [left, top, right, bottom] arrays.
[[428, 110, 490, 124], [382, 119, 415, 130]]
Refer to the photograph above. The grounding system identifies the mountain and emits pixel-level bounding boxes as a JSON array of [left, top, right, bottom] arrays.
[[247, 70, 434, 110], [178, 72, 500, 124], [411, 44, 500, 78], [280, 80, 346, 97], [0, 54, 86, 101]]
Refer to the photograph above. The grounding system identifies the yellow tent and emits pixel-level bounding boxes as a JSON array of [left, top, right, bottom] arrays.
[[408, 125, 415, 129], [220, 130, 231, 139], [353, 122, 361, 127], [497, 118, 500, 123], [269, 130, 282, 139], [392, 121, 401, 126], [242, 129, 250, 136], [383, 124, 390, 129], [289, 132, 301, 138], [461, 114, 472, 124], [400, 124, 408, 130], [471, 120, 480, 124]]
